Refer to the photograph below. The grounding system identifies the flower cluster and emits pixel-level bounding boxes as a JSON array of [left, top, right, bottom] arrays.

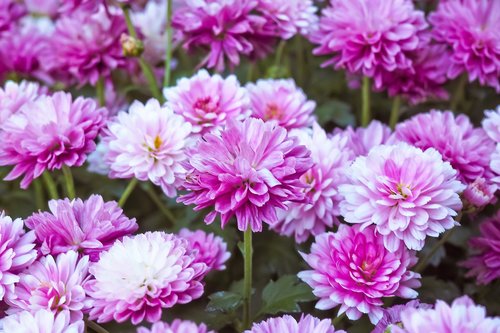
[[245, 314, 345, 333]]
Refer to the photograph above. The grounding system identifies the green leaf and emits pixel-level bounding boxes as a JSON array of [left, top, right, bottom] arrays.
[[259, 275, 315, 316], [315, 100, 355, 127], [206, 291, 243, 313], [419, 277, 461, 303]]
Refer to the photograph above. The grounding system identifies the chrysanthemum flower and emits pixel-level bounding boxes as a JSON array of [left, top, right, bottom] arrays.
[[312, 0, 428, 87], [392, 296, 500, 333], [103, 99, 192, 197], [0, 0, 25, 35], [462, 211, 500, 284], [0, 80, 43, 125], [491, 144, 500, 184], [462, 177, 497, 210], [0, 212, 36, 301], [6, 251, 90, 321], [272, 124, 353, 243], [25, 195, 138, 261], [1, 309, 84, 333], [483, 106, 500, 142], [246, 79, 315, 131], [299, 225, 421, 324], [178, 228, 231, 272], [0, 92, 106, 189], [245, 314, 346, 333], [395, 111, 496, 185], [137, 319, 215, 333], [25, 0, 59, 17], [59, 0, 101, 14], [429, 0, 500, 92], [87, 140, 110, 176], [335, 120, 392, 157], [164, 69, 250, 136], [339, 143, 464, 252], [86, 232, 207, 325], [178, 118, 312, 232], [372, 300, 431, 333]]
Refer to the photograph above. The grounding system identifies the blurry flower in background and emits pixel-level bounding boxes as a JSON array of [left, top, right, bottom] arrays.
[[137, 319, 215, 333], [245, 314, 346, 333], [0, 80, 45, 126], [0, 0, 26, 35], [334, 120, 392, 158], [0, 309, 84, 333], [371, 300, 431, 333]]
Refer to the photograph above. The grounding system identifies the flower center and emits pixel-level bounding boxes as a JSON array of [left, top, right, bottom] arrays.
[[264, 103, 282, 120]]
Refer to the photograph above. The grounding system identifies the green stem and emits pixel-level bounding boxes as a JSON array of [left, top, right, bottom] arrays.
[[144, 184, 176, 226], [96, 76, 105, 107], [62, 166, 75, 199], [85, 319, 110, 333], [295, 36, 305, 87], [242, 227, 253, 329], [450, 74, 467, 112], [389, 95, 401, 130], [122, 6, 137, 39], [33, 178, 45, 210], [118, 178, 139, 208], [415, 228, 456, 273], [274, 40, 287, 69], [361, 76, 371, 127], [42, 172, 58, 200], [332, 312, 346, 328], [163, 0, 173, 88]]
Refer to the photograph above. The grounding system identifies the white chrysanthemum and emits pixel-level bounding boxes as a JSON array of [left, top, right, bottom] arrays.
[[0, 309, 84, 333], [0, 80, 42, 125]]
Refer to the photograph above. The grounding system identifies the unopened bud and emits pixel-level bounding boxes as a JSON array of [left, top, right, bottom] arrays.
[[120, 33, 144, 57]]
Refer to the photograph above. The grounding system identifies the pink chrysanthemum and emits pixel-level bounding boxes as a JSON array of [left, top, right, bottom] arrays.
[[0, 80, 43, 125], [6, 251, 90, 322], [0, 0, 25, 35], [0, 92, 106, 189], [1, 309, 84, 333], [462, 211, 500, 284], [0, 212, 36, 301], [462, 177, 497, 210], [429, 0, 500, 92], [491, 144, 500, 184], [299, 225, 421, 324], [483, 106, 500, 142], [335, 120, 392, 158], [245, 314, 346, 333], [272, 123, 353, 243], [372, 300, 431, 333], [392, 296, 500, 333], [178, 228, 231, 272], [246, 79, 315, 131], [137, 319, 215, 333], [312, 0, 428, 87], [59, 0, 101, 13], [178, 118, 312, 232], [25, 0, 59, 17], [339, 143, 464, 252], [103, 99, 191, 197], [25, 195, 138, 262], [86, 232, 207, 325], [395, 110, 496, 185], [164, 69, 250, 136]]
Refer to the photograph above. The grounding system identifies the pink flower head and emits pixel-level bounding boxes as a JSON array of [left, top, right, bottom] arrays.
[[246, 79, 315, 131], [1, 309, 84, 333], [164, 69, 250, 136], [392, 296, 500, 333], [137, 319, 215, 333], [103, 99, 192, 197], [339, 143, 465, 252], [245, 314, 346, 333], [372, 300, 431, 333], [463, 177, 497, 210], [0, 80, 44, 125], [429, 0, 500, 92], [178, 117, 312, 232], [0, 0, 25, 35], [0, 212, 37, 301], [272, 123, 354, 243], [59, 0, 101, 14], [334, 120, 392, 157], [483, 106, 500, 142], [178, 228, 231, 272], [25, 0, 60, 17], [312, 0, 428, 87], [395, 110, 496, 185], [491, 144, 500, 184], [86, 232, 207, 325], [25, 195, 138, 262], [462, 211, 500, 284], [6, 251, 90, 322], [0, 92, 106, 189], [298, 225, 421, 324]]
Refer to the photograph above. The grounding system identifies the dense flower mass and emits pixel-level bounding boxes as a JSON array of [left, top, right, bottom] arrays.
[[86, 232, 207, 325], [392, 296, 500, 333], [0, 80, 43, 125], [164, 70, 250, 136], [245, 314, 346, 333], [179, 117, 312, 232], [0, 309, 84, 333], [0, 92, 106, 188], [335, 120, 392, 158], [104, 99, 191, 197], [246, 79, 315, 130], [429, 0, 500, 92], [371, 300, 431, 333], [339, 143, 464, 252], [137, 319, 215, 333], [299, 225, 421, 324], [25, 195, 138, 261], [0, 0, 25, 35]]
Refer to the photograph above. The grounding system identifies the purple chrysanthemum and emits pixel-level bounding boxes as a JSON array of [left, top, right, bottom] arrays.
[[371, 300, 431, 333], [0, 92, 106, 189], [272, 123, 353, 243], [25, 195, 138, 262], [86, 232, 207, 325], [1, 309, 84, 333], [178, 117, 312, 232], [246, 79, 315, 131], [164, 69, 250, 136], [0, 0, 25, 35], [137, 319, 215, 333], [334, 120, 393, 158], [245, 314, 346, 333], [0, 80, 44, 125], [299, 225, 421, 324], [339, 143, 465, 252], [429, 0, 500, 92]]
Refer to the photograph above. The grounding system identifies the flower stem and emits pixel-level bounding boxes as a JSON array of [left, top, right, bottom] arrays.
[[96, 76, 105, 107], [62, 166, 75, 199], [415, 228, 456, 273], [85, 319, 110, 333], [389, 95, 401, 130], [42, 172, 58, 200], [118, 178, 138, 208], [450, 73, 467, 112], [361, 76, 371, 126], [332, 312, 346, 327], [163, 0, 173, 88], [242, 227, 253, 329], [295, 36, 305, 87], [274, 40, 286, 69], [33, 178, 45, 210], [144, 184, 176, 226]]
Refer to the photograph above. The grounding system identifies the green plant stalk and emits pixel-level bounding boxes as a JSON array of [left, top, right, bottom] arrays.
[[118, 178, 139, 208], [96, 76, 105, 107], [450, 74, 468, 112], [242, 227, 253, 329], [42, 172, 59, 200], [389, 95, 401, 130], [274, 40, 287, 68], [62, 165, 76, 199], [33, 178, 45, 210], [295, 36, 305, 87], [144, 184, 176, 226], [85, 319, 110, 333], [361, 76, 371, 127], [163, 0, 173, 88], [331, 312, 346, 327], [415, 228, 456, 273]]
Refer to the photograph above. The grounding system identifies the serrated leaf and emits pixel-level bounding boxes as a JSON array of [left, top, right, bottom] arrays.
[[206, 291, 243, 313]]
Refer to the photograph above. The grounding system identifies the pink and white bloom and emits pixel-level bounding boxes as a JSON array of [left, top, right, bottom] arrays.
[[299, 225, 421, 324], [339, 143, 465, 252], [483, 106, 500, 142], [137, 319, 215, 333], [0, 80, 43, 126], [246, 79, 315, 131], [372, 300, 431, 333], [0, 309, 84, 333], [335, 120, 392, 158], [245, 314, 346, 333]]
